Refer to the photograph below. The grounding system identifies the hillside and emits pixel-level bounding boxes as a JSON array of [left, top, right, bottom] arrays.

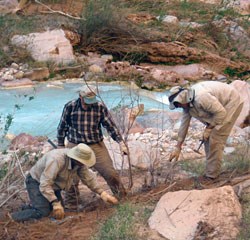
[[0, 0, 250, 81], [0, 1, 250, 240]]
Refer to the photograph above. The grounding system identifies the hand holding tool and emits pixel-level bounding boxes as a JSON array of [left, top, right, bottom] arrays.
[[203, 128, 212, 141], [119, 142, 128, 155], [169, 146, 181, 162], [193, 140, 204, 155]]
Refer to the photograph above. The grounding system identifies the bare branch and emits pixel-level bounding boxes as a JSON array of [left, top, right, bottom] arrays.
[[14, 150, 26, 179], [34, 0, 85, 20], [0, 188, 25, 208]]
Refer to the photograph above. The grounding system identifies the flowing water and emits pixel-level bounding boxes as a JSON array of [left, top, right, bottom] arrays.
[[0, 82, 170, 139]]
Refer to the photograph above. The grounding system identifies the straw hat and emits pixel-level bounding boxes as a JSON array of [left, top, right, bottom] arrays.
[[67, 143, 96, 167]]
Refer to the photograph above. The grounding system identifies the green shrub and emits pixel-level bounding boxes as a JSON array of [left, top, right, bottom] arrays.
[[237, 193, 250, 239], [222, 146, 250, 174], [92, 203, 137, 240], [79, 0, 115, 41], [216, 8, 240, 20], [179, 160, 205, 177], [0, 163, 8, 181], [223, 67, 247, 78], [92, 203, 154, 240]]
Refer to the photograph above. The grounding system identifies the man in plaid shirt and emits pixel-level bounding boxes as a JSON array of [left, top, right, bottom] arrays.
[[57, 85, 128, 208]]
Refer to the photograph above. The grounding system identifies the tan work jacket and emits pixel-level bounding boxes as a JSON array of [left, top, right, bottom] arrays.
[[178, 81, 243, 143], [30, 149, 103, 203]]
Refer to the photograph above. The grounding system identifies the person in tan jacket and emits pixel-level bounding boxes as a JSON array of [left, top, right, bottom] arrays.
[[168, 81, 243, 181], [11, 143, 118, 222]]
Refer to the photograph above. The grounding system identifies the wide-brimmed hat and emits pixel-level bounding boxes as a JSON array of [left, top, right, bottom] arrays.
[[168, 86, 188, 110], [67, 143, 96, 167], [79, 86, 98, 104]]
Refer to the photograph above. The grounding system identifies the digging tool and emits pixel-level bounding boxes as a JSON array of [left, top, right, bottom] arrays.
[[48, 139, 57, 149], [193, 140, 204, 154]]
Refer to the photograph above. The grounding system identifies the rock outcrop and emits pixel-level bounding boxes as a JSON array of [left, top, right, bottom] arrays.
[[11, 29, 76, 65], [148, 186, 242, 240]]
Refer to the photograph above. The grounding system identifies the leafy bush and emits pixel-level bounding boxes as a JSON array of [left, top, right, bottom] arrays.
[[92, 203, 153, 240], [79, 0, 116, 41]]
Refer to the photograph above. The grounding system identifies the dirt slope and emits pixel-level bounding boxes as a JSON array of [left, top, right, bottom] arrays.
[[1, 170, 249, 240]]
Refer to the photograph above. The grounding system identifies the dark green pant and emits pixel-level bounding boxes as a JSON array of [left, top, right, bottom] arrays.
[[11, 174, 62, 222]]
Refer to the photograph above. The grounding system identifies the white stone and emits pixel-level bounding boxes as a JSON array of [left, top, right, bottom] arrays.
[[224, 147, 236, 155], [3, 74, 14, 81], [10, 62, 19, 69], [101, 54, 113, 60], [161, 15, 179, 24]]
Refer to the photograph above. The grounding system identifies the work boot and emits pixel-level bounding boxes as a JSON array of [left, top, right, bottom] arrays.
[[193, 175, 216, 189]]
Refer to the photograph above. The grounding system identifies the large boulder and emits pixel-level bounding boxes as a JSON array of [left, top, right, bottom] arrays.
[[11, 29, 76, 65], [231, 80, 250, 128], [148, 186, 242, 240]]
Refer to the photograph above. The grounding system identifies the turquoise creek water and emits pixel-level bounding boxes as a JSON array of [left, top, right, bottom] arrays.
[[0, 82, 170, 139]]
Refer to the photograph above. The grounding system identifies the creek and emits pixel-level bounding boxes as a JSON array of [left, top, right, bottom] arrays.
[[0, 81, 170, 139]]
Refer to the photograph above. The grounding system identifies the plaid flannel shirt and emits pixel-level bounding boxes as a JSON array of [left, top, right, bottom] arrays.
[[57, 98, 122, 145]]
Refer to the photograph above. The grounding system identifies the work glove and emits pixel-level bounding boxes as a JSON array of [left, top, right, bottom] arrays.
[[203, 128, 212, 141], [168, 146, 181, 162], [52, 201, 65, 220], [100, 191, 119, 205], [119, 142, 128, 155]]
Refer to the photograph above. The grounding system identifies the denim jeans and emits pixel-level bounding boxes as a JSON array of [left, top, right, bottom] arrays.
[[11, 174, 62, 222]]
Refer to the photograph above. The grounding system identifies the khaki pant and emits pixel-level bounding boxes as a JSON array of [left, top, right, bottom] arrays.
[[204, 104, 243, 178], [65, 141, 126, 203]]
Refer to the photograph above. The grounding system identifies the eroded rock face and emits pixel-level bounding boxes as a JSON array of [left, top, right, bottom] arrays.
[[9, 133, 47, 152], [148, 186, 242, 240], [140, 41, 249, 72]]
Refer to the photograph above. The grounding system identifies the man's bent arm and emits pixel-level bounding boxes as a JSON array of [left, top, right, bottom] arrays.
[[57, 104, 71, 146]]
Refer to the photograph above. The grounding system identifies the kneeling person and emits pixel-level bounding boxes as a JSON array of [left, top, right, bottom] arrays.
[[11, 143, 118, 222]]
